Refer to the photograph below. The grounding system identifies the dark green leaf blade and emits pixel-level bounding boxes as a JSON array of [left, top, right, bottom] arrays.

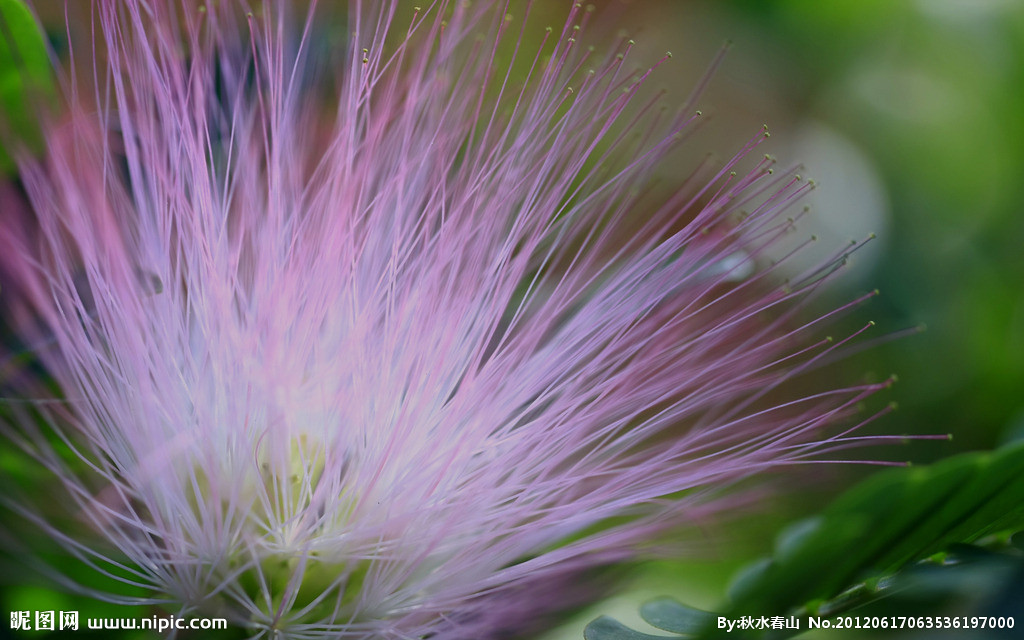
[[585, 616, 683, 640], [640, 598, 715, 635]]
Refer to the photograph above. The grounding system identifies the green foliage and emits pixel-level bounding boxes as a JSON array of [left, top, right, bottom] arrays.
[[585, 442, 1024, 639], [0, 0, 54, 173], [585, 600, 716, 640]]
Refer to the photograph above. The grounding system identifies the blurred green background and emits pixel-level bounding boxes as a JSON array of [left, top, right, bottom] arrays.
[[539, 0, 1024, 637], [612, 0, 1024, 451], [4, 0, 1024, 638]]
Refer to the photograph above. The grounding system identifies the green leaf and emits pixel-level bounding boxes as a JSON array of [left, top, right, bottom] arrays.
[[0, 0, 55, 173], [640, 598, 715, 635], [584, 443, 1024, 640], [585, 616, 682, 640], [725, 441, 1024, 616]]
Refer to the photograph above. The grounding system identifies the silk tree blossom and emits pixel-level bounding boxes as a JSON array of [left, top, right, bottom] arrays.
[[1, 1, 897, 638]]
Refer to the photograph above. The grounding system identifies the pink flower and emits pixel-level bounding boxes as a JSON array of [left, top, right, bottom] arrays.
[[1, 1, 892, 638]]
